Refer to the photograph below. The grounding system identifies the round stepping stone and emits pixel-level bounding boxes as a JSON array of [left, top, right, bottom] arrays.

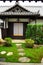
[[0, 51, 6, 54], [19, 57, 30, 62], [19, 52, 25, 56], [7, 52, 13, 56], [18, 49, 24, 52], [41, 58, 43, 63]]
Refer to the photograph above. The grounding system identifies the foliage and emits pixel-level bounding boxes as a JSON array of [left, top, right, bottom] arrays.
[[24, 46, 43, 63], [25, 39, 35, 48], [0, 42, 43, 62], [0, 39, 5, 46], [4, 37, 12, 47], [0, 43, 18, 62], [26, 24, 43, 44]]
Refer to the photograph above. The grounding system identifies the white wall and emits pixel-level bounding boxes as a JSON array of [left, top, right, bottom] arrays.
[[0, 29, 2, 39]]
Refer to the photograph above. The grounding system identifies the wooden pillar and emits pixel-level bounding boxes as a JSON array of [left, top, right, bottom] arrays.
[[0, 28, 2, 39], [2, 20, 8, 39], [35, 17, 37, 41]]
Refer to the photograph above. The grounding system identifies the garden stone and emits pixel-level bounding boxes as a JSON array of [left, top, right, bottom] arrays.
[[33, 44, 39, 48], [0, 51, 6, 54], [16, 44, 22, 48], [18, 49, 24, 52], [19, 57, 30, 62], [41, 58, 43, 63], [12, 40, 25, 43], [19, 52, 25, 56], [0, 58, 5, 62], [7, 52, 13, 56], [16, 44, 22, 46]]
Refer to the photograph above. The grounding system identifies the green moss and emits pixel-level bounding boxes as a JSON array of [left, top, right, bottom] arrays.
[[0, 42, 43, 63]]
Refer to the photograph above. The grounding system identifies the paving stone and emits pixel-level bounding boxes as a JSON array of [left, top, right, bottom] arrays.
[[19, 52, 25, 56], [0, 62, 38, 65], [7, 52, 13, 56], [0, 58, 5, 62], [16, 44, 22, 46], [41, 58, 43, 63], [18, 49, 24, 52], [0, 51, 6, 54], [12, 40, 25, 43], [16, 44, 22, 48], [19, 57, 30, 62]]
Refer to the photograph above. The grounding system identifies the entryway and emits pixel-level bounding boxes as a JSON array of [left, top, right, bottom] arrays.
[[3, 22, 28, 39], [8, 22, 26, 39], [13, 23, 23, 36]]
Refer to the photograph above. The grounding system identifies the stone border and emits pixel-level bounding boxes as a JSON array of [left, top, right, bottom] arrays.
[[0, 62, 43, 65]]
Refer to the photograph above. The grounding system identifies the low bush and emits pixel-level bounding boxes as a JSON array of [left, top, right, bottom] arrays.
[[4, 37, 12, 47], [25, 39, 35, 48]]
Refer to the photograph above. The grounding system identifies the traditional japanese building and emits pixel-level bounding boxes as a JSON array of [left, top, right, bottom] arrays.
[[0, 2, 43, 39]]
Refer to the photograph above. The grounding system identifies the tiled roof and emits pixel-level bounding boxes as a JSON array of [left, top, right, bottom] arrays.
[[0, 12, 39, 16], [0, 0, 43, 2]]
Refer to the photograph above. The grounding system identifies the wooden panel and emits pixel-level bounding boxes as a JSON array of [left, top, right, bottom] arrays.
[[8, 18, 18, 22], [2, 28, 7, 39], [19, 18, 29, 22], [7, 22, 28, 39]]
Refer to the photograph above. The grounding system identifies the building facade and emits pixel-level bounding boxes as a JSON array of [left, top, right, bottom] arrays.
[[0, 3, 43, 39]]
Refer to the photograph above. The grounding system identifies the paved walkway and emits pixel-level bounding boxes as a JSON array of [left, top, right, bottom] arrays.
[[0, 62, 43, 65], [12, 39, 25, 43]]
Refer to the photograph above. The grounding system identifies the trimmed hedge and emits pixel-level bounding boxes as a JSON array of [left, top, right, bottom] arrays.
[[4, 37, 12, 47], [26, 24, 43, 44], [25, 39, 35, 48]]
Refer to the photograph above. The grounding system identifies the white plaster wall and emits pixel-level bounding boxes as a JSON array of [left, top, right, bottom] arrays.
[[0, 19, 3, 39], [0, 29, 2, 39]]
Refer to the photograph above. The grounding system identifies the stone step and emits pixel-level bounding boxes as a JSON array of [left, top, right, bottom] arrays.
[[18, 49, 24, 52], [18, 52, 25, 56], [16, 44, 22, 46], [12, 40, 25, 43], [18, 57, 30, 62], [41, 58, 43, 63], [16, 44, 22, 48]]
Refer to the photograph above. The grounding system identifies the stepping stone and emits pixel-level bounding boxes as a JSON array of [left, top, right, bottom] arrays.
[[19, 57, 30, 62], [0, 58, 5, 62], [18, 49, 24, 52], [0, 51, 6, 54], [19, 52, 25, 56], [41, 58, 43, 63], [16, 44, 22, 48], [16, 44, 22, 46], [7, 52, 13, 56]]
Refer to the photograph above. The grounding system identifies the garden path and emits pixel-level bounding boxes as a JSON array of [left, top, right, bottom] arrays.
[[12, 39, 25, 43], [15, 41, 31, 62]]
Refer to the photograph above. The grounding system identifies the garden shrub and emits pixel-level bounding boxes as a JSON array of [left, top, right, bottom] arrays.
[[26, 24, 43, 44], [0, 39, 5, 46], [4, 37, 12, 47], [25, 39, 35, 48]]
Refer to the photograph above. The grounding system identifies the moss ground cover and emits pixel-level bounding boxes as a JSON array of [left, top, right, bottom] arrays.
[[22, 43, 43, 63], [0, 42, 43, 63], [0, 43, 19, 62]]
